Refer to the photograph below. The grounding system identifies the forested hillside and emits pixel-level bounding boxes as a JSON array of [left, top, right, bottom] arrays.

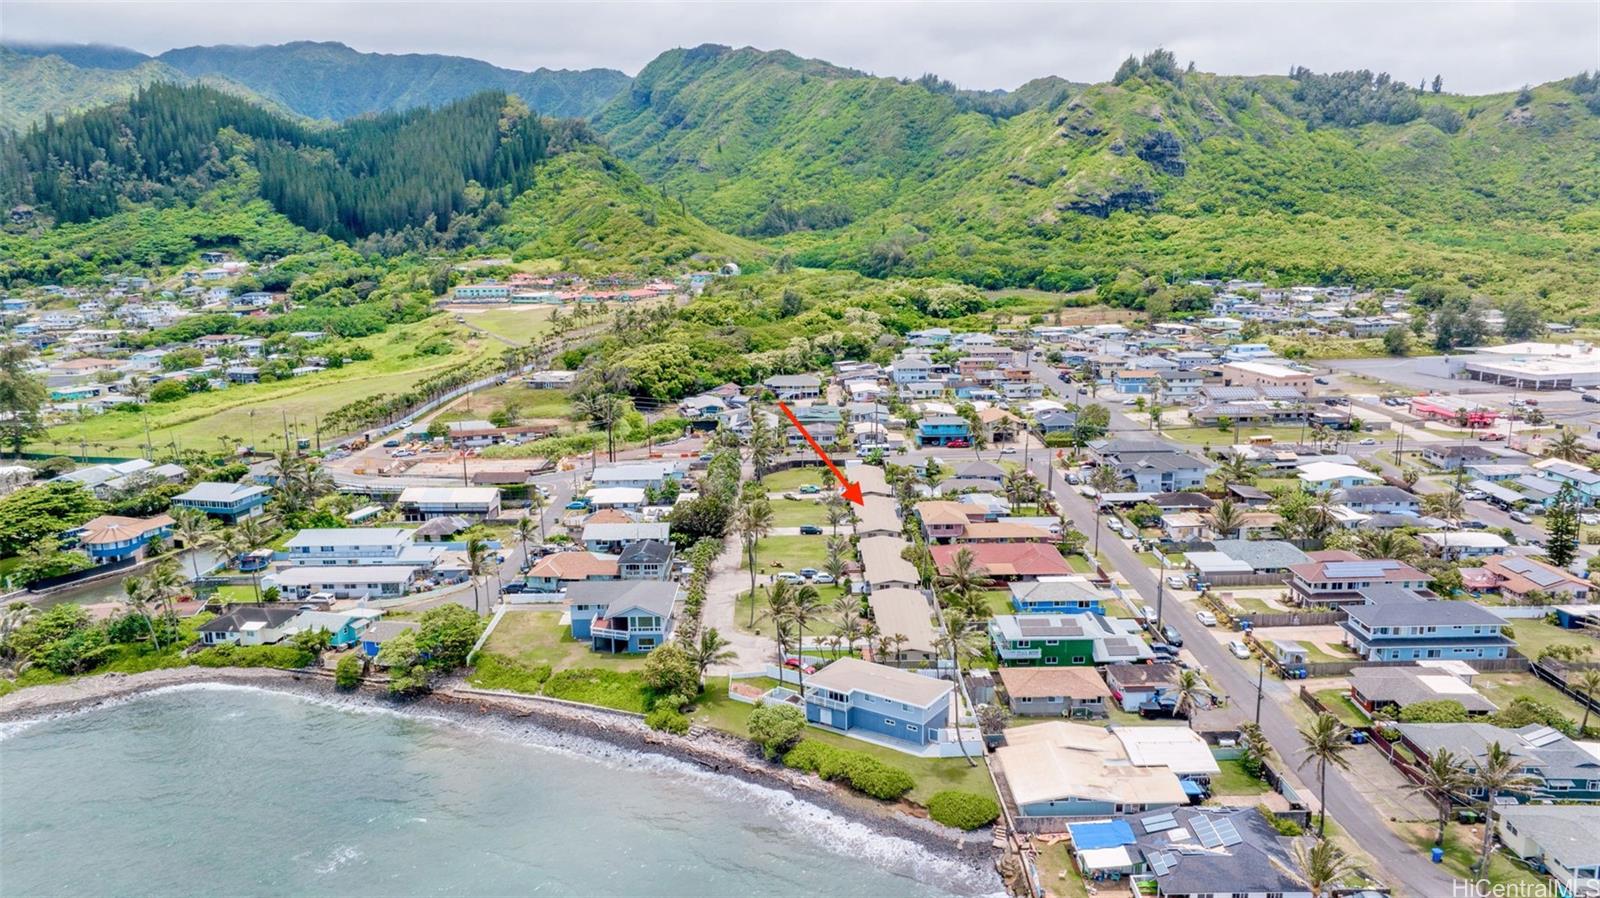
[[0, 48, 192, 132], [595, 47, 1600, 316], [157, 41, 629, 120]]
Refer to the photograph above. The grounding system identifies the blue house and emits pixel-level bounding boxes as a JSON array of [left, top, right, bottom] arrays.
[[917, 415, 972, 447], [1532, 459, 1600, 508], [359, 620, 417, 658], [566, 580, 679, 653], [287, 609, 383, 649], [67, 513, 174, 563], [1010, 578, 1107, 614], [802, 658, 953, 749], [1342, 596, 1512, 661], [1112, 369, 1159, 395], [172, 481, 271, 522]]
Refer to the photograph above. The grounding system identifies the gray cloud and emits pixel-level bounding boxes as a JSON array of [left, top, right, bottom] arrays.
[[5, 0, 1597, 93]]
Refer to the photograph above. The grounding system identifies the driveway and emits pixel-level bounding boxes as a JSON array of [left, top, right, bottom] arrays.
[[699, 534, 777, 674]]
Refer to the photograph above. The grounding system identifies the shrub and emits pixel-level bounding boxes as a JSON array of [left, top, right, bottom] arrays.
[[927, 791, 1001, 830], [748, 701, 806, 759], [1398, 699, 1469, 723], [334, 653, 363, 689], [843, 755, 916, 800], [191, 644, 314, 670], [1257, 805, 1303, 836], [542, 668, 653, 713], [645, 707, 690, 735], [782, 740, 835, 773], [468, 654, 550, 694]]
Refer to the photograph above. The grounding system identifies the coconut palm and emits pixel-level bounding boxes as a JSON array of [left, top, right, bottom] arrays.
[[736, 496, 774, 625], [937, 547, 985, 616], [1210, 497, 1244, 539], [1548, 429, 1584, 462], [1089, 464, 1126, 494], [465, 536, 494, 614], [1173, 669, 1210, 728], [1354, 529, 1422, 564], [1422, 491, 1465, 529], [1292, 837, 1357, 898], [824, 495, 851, 537], [169, 506, 216, 583], [526, 487, 547, 543], [746, 413, 778, 479], [1408, 747, 1468, 848], [230, 515, 276, 603], [121, 575, 163, 650], [1575, 669, 1600, 734], [1297, 712, 1353, 838], [782, 585, 824, 693], [1214, 454, 1259, 489], [761, 578, 799, 666], [689, 627, 736, 681], [935, 610, 990, 769], [823, 536, 848, 585], [514, 515, 539, 570], [1472, 741, 1541, 873]]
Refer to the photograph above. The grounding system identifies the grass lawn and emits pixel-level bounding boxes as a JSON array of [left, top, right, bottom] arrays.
[[1232, 597, 1277, 614], [746, 535, 833, 573], [40, 316, 501, 455], [1473, 672, 1592, 726], [1302, 642, 1358, 663], [763, 466, 833, 494], [210, 583, 262, 604], [1136, 551, 1163, 569], [436, 382, 573, 425], [1403, 822, 1549, 893], [1031, 839, 1090, 898], [733, 585, 851, 637], [1065, 554, 1092, 573], [483, 609, 648, 672], [768, 498, 828, 528], [690, 678, 996, 805], [1209, 758, 1271, 795], [977, 589, 1014, 617], [1505, 619, 1597, 662], [459, 306, 555, 346], [1312, 688, 1371, 727]]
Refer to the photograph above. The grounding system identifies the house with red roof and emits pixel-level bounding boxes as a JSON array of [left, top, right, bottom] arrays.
[[930, 543, 1072, 581]]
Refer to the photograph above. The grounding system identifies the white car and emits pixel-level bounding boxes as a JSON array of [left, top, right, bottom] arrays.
[[1358, 438, 1377, 445], [1510, 511, 1534, 524], [1165, 574, 1187, 590], [1228, 640, 1252, 659], [1196, 610, 1218, 627], [1000, 447, 1018, 455], [812, 573, 836, 585], [774, 572, 804, 584], [1121, 398, 1139, 406]]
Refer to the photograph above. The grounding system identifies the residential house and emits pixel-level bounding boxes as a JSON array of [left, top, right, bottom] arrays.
[[198, 606, 299, 646], [66, 513, 173, 563], [268, 565, 420, 601], [582, 521, 670, 554], [1104, 663, 1182, 713], [989, 613, 1153, 666], [995, 722, 1195, 817], [618, 539, 673, 580], [1348, 666, 1498, 716], [567, 580, 680, 653], [1067, 807, 1310, 898], [1297, 461, 1381, 492], [396, 487, 501, 522], [1036, 410, 1078, 435], [860, 536, 921, 591], [1342, 596, 1512, 661], [855, 495, 903, 538], [525, 551, 619, 592], [1461, 555, 1592, 603], [1419, 531, 1511, 559], [1496, 806, 1600, 896], [917, 415, 972, 447], [954, 461, 1006, 487], [1185, 539, 1309, 588], [1009, 578, 1107, 614], [930, 543, 1072, 581], [1422, 443, 1501, 471], [763, 374, 821, 400], [586, 487, 647, 511], [865, 588, 939, 665], [591, 462, 682, 491], [283, 528, 438, 567], [802, 657, 953, 749], [1334, 485, 1421, 516], [1289, 551, 1433, 605], [171, 481, 271, 522], [1531, 458, 1600, 507], [359, 619, 418, 659], [1395, 723, 1600, 802], [1095, 441, 1212, 493], [1220, 360, 1314, 392], [1112, 369, 1160, 395], [998, 667, 1111, 718], [284, 608, 383, 649]]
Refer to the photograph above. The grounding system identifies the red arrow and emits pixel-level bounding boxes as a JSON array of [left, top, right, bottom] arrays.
[[776, 401, 863, 505]]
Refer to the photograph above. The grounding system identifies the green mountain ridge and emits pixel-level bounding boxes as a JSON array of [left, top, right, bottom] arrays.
[[593, 47, 1600, 315]]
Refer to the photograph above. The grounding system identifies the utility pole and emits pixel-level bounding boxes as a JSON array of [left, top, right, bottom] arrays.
[[1255, 658, 1265, 726], [1154, 555, 1166, 633], [281, 409, 290, 454], [461, 451, 469, 486]]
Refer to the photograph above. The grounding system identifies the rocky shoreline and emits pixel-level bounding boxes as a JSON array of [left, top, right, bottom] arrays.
[[0, 667, 1000, 884]]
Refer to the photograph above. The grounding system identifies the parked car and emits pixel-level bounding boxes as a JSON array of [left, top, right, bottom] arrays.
[[1479, 432, 1506, 442], [947, 439, 970, 449], [812, 573, 836, 585], [382, 438, 401, 448], [799, 484, 821, 495], [1509, 510, 1534, 524], [1584, 393, 1600, 404], [1162, 625, 1184, 647], [1165, 574, 1187, 590], [1228, 640, 1251, 659], [1358, 438, 1377, 445], [782, 656, 817, 675], [1460, 519, 1489, 530], [1066, 473, 1081, 485], [1121, 398, 1139, 406], [1196, 610, 1218, 627], [502, 582, 527, 594], [1000, 446, 1018, 455], [1314, 377, 1330, 385], [564, 500, 588, 510], [775, 572, 804, 583], [799, 568, 819, 579], [798, 524, 824, 535]]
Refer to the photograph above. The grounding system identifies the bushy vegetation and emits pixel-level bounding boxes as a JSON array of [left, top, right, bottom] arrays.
[[645, 706, 691, 735], [926, 790, 1001, 830], [748, 701, 807, 759], [191, 643, 315, 669], [334, 653, 364, 689], [468, 653, 552, 693], [541, 668, 654, 713], [782, 739, 917, 800]]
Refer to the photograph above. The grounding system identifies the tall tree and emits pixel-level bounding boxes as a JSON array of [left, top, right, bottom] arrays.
[[736, 494, 774, 625], [1545, 483, 1581, 568], [1472, 742, 1540, 873], [1297, 712, 1353, 838], [0, 344, 48, 458], [1407, 748, 1468, 847], [1292, 838, 1357, 898]]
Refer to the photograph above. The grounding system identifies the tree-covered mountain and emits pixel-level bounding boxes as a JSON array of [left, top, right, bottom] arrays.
[[156, 41, 630, 120], [3, 41, 154, 69], [595, 46, 1600, 316], [0, 48, 186, 132]]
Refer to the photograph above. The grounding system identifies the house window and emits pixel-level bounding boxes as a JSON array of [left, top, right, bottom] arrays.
[[1044, 657, 1059, 665], [906, 724, 919, 732], [884, 719, 896, 727], [1072, 656, 1086, 665]]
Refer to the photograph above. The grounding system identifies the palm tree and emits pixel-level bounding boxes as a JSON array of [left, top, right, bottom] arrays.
[[1089, 463, 1125, 494], [1297, 712, 1353, 838], [935, 610, 990, 769], [465, 536, 494, 614], [169, 506, 216, 583], [121, 576, 162, 650], [1472, 741, 1540, 873], [1575, 669, 1600, 734], [824, 495, 850, 537], [1147, 402, 1165, 432], [747, 412, 778, 479], [1354, 529, 1422, 564], [526, 487, 548, 543], [1210, 497, 1244, 539], [514, 515, 539, 572], [1292, 837, 1357, 898], [1214, 454, 1258, 490], [1422, 491, 1465, 529], [1548, 429, 1584, 462], [783, 585, 824, 694], [689, 627, 736, 681], [1408, 747, 1468, 848], [823, 536, 848, 585], [231, 515, 276, 602], [937, 547, 984, 615], [572, 390, 627, 463], [736, 496, 774, 625], [1174, 669, 1210, 728], [760, 578, 799, 665]]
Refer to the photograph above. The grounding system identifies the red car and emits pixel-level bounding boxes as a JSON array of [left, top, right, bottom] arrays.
[[1479, 432, 1506, 441], [946, 439, 970, 448], [782, 656, 817, 675]]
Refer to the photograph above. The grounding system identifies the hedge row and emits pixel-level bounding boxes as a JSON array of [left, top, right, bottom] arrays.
[[926, 790, 1000, 830], [783, 739, 916, 800]]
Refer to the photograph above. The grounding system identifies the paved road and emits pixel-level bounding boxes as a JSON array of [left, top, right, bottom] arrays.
[[1028, 360, 1451, 898]]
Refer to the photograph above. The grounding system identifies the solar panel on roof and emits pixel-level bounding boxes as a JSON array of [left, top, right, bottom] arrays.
[[1105, 642, 1139, 657], [1147, 852, 1174, 875], [1525, 726, 1565, 748], [1191, 816, 1223, 849], [1213, 818, 1242, 847], [1141, 812, 1178, 833]]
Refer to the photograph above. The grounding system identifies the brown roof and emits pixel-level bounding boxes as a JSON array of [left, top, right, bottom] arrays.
[[584, 508, 634, 525], [529, 552, 618, 580], [915, 500, 975, 526], [76, 513, 173, 546], [961, 522, 1053, 542], [999, 666, 1112, 700], [1104, 662, 1181, 689]]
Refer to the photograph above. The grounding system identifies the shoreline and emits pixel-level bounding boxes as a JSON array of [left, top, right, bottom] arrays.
[[0, 667, 1000, 885]]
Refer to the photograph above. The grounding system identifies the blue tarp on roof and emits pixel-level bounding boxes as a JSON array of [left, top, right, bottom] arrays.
[[1066, 820, 1136, 850], [1180, 778, 1208, 796]]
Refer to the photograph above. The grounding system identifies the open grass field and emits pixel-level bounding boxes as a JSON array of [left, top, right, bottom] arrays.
[[1403, 822, 1548, 893], [1209, 758, 1271, 795], [482, 609, 648, 672], [454, 306, 556, 346], [744, 535, 833, 573], [762, 466, 833, 494], [435, 382, 574, 426], [1312, 688, 1371, 728], [1505, 619, 1597, 662], [40, 316, 504, 456], [1472, 671, 1592, 728], [768, 498, 828, 528], [690, 677, 997, 804]]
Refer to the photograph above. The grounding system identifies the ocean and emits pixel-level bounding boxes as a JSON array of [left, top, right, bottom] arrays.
[[0, 685, 997, 897]]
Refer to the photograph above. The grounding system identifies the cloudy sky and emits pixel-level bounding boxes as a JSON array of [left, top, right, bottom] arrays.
[[6, 1, 1597, 93]]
